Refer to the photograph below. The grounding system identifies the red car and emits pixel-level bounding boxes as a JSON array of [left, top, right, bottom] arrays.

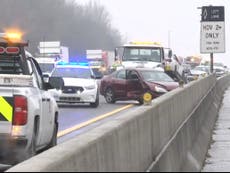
[[100, 68, 179, 104]]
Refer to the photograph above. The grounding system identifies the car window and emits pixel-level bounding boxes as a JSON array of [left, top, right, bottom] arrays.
[[0, 55, 24, 74], [127, 70, 139, 80], [0, 53, 28, 75], [0, 45, 30, 75], [30, 58, 45, 89], [116, 70, 126, 79]]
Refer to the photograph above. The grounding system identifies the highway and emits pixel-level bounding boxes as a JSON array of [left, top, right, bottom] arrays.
[[57, 95, 139, 144], [5, 75, 230, 172], [0, 96, 139, 171]]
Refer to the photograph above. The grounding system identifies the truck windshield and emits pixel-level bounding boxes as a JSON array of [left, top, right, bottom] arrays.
[[123, 47, 162, 62], [52, 67, 92, 79]]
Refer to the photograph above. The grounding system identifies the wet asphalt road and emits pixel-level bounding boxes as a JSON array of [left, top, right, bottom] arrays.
[[57, 95, 139, 143]]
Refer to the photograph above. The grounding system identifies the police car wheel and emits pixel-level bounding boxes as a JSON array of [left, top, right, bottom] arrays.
[[105, 88, 115, 104], [90, 92, 99, 108]]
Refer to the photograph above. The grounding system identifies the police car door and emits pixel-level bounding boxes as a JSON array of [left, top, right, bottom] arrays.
[[30, 58, 53, 144]]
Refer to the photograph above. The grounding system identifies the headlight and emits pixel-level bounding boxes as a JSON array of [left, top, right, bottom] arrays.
[[85, 85, 96, 90], [155, 86, 168, 93], [202, 73, 206, 77]]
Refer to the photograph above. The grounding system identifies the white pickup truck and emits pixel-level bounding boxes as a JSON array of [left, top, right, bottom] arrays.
[[0, 33, 59, 165]]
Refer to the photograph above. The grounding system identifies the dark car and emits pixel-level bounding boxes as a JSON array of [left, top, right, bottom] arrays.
[[100, 68, 179, 104]]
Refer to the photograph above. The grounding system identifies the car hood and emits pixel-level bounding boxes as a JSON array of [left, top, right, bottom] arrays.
[[146, 81, 179, 91], [122, 61, 161, 69], [63, 78, 96, 87]]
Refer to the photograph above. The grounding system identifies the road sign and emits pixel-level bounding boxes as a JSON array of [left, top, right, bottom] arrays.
[[202, 6, 225, 22], [200, 6, 225, 53], [200, 22, 225, 53]]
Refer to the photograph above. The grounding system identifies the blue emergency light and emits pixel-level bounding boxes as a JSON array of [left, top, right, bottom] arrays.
[[57, 61, 89, 66]]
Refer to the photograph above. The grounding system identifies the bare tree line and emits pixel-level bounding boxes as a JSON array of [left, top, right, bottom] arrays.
[[0, 0, 123, 59]]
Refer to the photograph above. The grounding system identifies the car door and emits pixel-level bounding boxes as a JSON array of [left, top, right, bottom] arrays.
[[112, 70, 127, 98], [126, 70, 144, 98]]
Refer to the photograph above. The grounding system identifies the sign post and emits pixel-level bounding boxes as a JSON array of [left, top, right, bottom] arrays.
[[200, 6, 225, 73]]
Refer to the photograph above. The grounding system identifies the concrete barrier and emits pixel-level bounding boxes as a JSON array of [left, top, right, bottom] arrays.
[[7, 74, 230, 172]]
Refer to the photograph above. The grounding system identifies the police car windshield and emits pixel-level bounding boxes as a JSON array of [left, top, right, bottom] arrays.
[[140, 70, 174, 82], [52, 67, 92, 79], [123, 47, 161, 62]]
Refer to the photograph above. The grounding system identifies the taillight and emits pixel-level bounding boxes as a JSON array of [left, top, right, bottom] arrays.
[[0, 46, 20, 54], [5, 47, 20, 54], [0, 47, 4, 54], [13, 96, 28, 126]]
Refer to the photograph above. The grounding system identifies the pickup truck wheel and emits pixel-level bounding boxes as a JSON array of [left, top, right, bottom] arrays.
[[105, 88, 115, 104], [26, 123, 38, 159]]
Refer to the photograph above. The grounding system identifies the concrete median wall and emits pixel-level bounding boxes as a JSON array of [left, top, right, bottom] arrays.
[[7, 74, 230, 172]]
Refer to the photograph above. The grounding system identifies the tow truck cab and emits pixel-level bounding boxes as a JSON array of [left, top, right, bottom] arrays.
[[115, 42, 187, 83], [0, 33, 59, 165]]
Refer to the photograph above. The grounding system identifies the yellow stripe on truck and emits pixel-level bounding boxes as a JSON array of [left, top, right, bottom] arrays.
[[0, 96, 13, 122]]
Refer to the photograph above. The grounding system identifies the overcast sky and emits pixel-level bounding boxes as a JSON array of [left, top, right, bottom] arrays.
[[76, 0, 230, 66]]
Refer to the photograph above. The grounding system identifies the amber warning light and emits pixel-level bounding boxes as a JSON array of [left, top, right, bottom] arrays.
[[0, 32, 23, 42]]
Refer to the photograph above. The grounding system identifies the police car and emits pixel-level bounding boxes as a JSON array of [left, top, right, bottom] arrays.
[[48, 62, 100, 108], [0, 32, 59, 165]]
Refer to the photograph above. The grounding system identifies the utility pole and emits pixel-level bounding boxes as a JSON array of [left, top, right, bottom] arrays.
[[210, 52, 214, 73], [168, 30, 171, 48]]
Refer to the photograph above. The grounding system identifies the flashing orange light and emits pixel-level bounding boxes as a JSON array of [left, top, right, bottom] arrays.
[[1, 28, 24, 42], [6, 32, 22, 40], [4, 32, 23, 42]]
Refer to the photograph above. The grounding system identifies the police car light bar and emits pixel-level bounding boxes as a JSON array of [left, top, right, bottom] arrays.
[[0, 74, 33, 87], [57, 62, 89, 66]]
